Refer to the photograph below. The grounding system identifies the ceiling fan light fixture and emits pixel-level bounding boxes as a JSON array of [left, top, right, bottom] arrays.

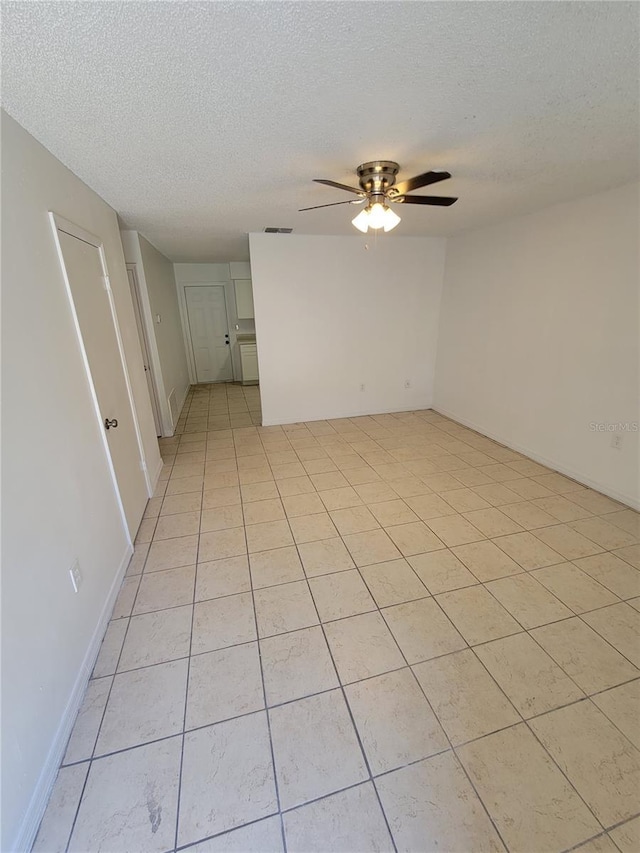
[[382, 206, 401, 232], [367, 202, 387, 230], [351, 208, 370, 233]]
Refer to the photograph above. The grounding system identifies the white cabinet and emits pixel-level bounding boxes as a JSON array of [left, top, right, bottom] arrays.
[[240, 343, 259, 384], [235, 279, 254, 319]]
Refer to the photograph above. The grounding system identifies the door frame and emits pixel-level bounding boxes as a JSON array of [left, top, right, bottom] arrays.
[[183, 283, 233, 384], [126, 263, 162, 436], [48, 212, 153, 537]]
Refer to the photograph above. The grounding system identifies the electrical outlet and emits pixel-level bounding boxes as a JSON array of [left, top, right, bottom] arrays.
[[404, 380, 411, 389], [69, 559, 82, 593], [360, 383, 365, 392], [611, 433, 623, 450]]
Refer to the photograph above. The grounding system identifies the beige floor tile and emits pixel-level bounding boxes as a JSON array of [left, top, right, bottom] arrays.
[[368, 499, 419, 527], [135, 517, 157, 544], [614, 544, 640, 569], [343, 466, 381, 485], [424, 514, 485, 547], [283, 782, 393, 853], [346, 667, 448, 774], [281, 492, 325, 517], [573, 835, 621, 853], [383, 597, 466, 664], [629, 596, 640, 611], [289, 512, 338, 544], [153, 510, 200, 541], [462, 507, 523, 538], [133, 565, 195, 614], [254, 580, 318, 638], [111, 576, 140, 619], [310, 471, 349, 490], [570, 517, 638, 550], [605, 509, 640, 538], [405, 493, 458, 520], [360, 559, 429, 607], [202, 486, 241, 508], [249, 545, 304, 588], [485, 572, 572, 628], [531, 494, 593, 522], [592, 680, 640, 749], [192, 593, 256, 654], [303, 458, 339, 475], [242, 498, 285, 525], [125, 544, 149, 577], [245, 519, 293, 552], [475, 631, 584, 717], [297, 537, 355, 577], [329, 505, 380, 535], [376, 751, 506, 853], [63, 677, 111, 765], [178, 713, 277, 845], [96, 659, 187, 755], [200, 504, 244, 532], [458, 724, 600, 852], [145, 535, 198, 572], [195, 555, 251, 600], [354, 481, 400, 504], [33, 763, 89, 853], [472, 483, 522, 506], [609, 816, 640, 853], [441, 488, 492, 513], [531, 701, 640, 826], [493, 531, 564, 570], [531, 617, 639, 693], [309, 569, 376, 621], [532, 562, 619, 614], [391, 476, 432, 498], [318, 486, 363, 511], [241, 481, 280, 502], [92, 619, 128, 678], [239, 467, 274, 485], [534, 523, 605, 560], [269, 690, 367, 809], [414, 648, 520, 744], [385, 521, 445, 556], [260, 625, 338, 706], [503, 478, 555, 500], [582, 602, 640, 667], [324, 611, 406, 683], [500, 500, 558, 530], [436, 585, 521, 645], [342, 529, 402, 566], [203, 470, 240, 490], [408, 549, 478, 594], [569, 490, 626, 515], [186, 642, 263, 729], [166, 475, 204, 496], [276, 475, 316, 497], [118, 606, 192, 671], [573, 552, 640, 599], [199, 527, 247, 561], [69, 737, 181, 853], [186, 815, 284, 853], [451, 540, 522, 582]]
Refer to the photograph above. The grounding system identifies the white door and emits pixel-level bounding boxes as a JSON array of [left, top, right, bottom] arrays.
[[55, 227, 149, 535], [185, 285, 233, 382], [127, 265, 162, 436]]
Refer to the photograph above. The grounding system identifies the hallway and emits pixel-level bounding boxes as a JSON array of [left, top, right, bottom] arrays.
[[35, 384, 640, 852]]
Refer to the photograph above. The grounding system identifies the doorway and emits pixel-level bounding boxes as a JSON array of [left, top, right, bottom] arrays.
[[126, 264, 162, 437], [185, 285, 233, 383], [50, 214, 149, 536]]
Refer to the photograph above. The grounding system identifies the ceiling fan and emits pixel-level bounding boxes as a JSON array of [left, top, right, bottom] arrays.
[[299, 160, 458, 233]]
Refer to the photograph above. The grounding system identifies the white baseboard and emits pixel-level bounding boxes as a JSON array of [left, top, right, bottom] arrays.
[[148, 453, 165, 496], [433, 405, 639, 511], [14, 544, 134, 853], [261, 399, 432, 427]]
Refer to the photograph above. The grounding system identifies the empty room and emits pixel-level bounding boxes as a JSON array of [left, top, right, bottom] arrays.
[[1, 2, 639, 852]]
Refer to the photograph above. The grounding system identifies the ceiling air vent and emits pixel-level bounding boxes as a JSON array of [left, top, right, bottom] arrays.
[[264, 227, 293, 233]]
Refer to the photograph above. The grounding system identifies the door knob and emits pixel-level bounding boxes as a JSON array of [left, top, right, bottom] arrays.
[[104, 418, 118, 430]]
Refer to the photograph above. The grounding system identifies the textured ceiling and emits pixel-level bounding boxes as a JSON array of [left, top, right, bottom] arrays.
[[2, 1, 639, 261]]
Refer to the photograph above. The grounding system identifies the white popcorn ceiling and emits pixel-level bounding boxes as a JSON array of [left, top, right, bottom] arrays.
[[2, 1, 638, 261]]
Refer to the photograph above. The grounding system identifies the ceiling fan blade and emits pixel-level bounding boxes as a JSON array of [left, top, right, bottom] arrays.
[[314, 179, 364, 195], [395, 195, 458, 206], [299, 199, 365, 211], [393, 171, 451, 196]]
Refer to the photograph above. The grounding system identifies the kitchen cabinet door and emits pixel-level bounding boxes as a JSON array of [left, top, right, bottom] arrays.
[[235, 280, 254, 319]]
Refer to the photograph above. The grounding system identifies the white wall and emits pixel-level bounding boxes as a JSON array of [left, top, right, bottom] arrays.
[[1, 112, 160, 851], [249, 233, 446, 425], [435, 181, 640, 508], [121, 231, 190, 433], [174, 263, 251, 383]]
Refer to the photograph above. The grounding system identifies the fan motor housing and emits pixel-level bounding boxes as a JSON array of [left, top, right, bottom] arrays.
[[356, 161, 399, 193]]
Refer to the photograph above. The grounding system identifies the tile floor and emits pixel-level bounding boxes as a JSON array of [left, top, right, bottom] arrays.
[[34, 382, 640, 853]]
